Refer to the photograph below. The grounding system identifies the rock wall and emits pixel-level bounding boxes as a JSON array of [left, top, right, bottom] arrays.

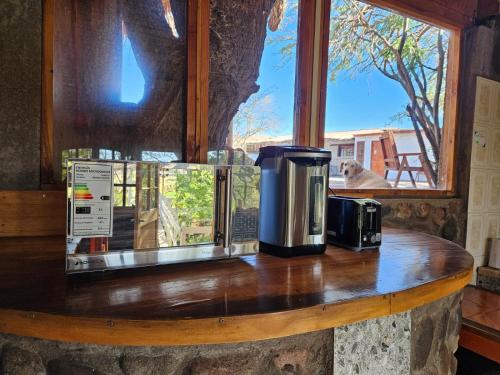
[[0, 0, 42, 189], [380, 198, 466, 246], [0, 292, 462, 375], [410, 291, 462, 375], [0, 330, 333, 375], [334, 312, 411, 374]]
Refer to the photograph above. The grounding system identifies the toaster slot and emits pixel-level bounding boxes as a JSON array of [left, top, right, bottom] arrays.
[[366, 205, 377, 231]]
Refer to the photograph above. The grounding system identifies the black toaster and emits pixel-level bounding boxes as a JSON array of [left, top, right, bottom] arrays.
[[327, 196, 382, 251]]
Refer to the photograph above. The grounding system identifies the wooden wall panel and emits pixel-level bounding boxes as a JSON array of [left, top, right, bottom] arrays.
[[367, 0, 497, 29], [293, 0, 316, 146], [41, 0, 55, 188], [0, 191, 65, 237], [365, 0, 476, 30], [186, 0, 209, 163], [439, 31, 462, 191]]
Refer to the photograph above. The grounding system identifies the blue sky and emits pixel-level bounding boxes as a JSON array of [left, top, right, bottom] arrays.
[[119, 6, 414, 136], [234, 5, 413, 137], [121, 36, 145, 104]]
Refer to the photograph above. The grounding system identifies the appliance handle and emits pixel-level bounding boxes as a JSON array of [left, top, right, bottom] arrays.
[[223, 168, 232, 248], [214, 167, 232, 248]]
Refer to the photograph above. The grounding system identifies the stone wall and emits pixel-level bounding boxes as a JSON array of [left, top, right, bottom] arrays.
[[0, 330, 333, 375], [334, 312, 411, 374], [0, 0, 41, 190], [380, 198, 466, 246], [410, 291, 462, 375], [0, 292, 462, 375]]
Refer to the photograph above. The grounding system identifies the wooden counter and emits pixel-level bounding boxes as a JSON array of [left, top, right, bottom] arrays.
[[0, 228, 472, 346]]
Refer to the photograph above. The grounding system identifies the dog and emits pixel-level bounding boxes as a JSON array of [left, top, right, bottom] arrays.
[[340, 160, 392, 189]]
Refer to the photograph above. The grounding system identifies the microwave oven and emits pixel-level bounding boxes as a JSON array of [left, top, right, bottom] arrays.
[[66, 160, 260, 273]]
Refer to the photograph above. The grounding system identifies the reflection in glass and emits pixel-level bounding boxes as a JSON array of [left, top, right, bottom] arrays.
[[120, 21, 145, 104], [53, 0, 187, 183], [230, 166, 260, 243], [66, 160, 260, 272], [159, 164, 215, 246], [114, 186, 124, 207], [208, 1, 299, 164], [69, 161, 218, 253]]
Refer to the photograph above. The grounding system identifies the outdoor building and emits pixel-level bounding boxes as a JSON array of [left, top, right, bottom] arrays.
[[244, 128, 433, 187]]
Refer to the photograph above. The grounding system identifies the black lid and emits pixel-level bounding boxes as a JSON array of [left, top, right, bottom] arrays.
[[255, 145, 331, 166], [258, 145, 330, 156]]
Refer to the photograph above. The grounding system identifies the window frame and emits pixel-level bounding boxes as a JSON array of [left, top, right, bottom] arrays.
[[41, 0, 207, 188], [314, 0, 462, 197], [113, 162, 136, 208], [42, 0, 463, 197]]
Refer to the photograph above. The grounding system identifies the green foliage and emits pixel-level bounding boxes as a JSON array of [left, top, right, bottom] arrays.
[[172, 169, 214, 228], [328, 0, 448, 87]]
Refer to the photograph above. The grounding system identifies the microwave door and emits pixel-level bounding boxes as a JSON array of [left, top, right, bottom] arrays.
[[157, 163, 218, 248]]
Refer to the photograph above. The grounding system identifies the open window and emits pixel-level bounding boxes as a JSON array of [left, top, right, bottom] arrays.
[[323, 0, 459, 193]]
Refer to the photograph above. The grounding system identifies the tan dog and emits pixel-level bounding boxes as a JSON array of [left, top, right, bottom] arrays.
[[340, 160, 392, 189]]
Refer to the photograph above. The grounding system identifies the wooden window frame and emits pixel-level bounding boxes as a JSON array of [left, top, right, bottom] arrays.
[[308, 0, 463, 198], [42, 0, 464, 198], [40, 0, 209, 188], [113, 162, 136, 208]]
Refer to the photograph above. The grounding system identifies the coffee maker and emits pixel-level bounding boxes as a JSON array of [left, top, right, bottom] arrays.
[[255, 146, 331, 256]]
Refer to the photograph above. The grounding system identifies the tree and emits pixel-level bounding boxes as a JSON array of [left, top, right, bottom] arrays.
[[232, 92, 279, 152], [328, 0, 448, 185]]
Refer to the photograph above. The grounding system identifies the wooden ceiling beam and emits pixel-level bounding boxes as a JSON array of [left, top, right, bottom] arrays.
[[364, 0, 478, 30]]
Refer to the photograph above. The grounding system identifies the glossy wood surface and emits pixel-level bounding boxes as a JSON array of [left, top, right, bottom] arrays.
[[0, 228, 472, 345], [460, 286, 500, 363]]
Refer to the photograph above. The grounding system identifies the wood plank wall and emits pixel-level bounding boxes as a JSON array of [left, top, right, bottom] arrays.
[[0, 191, 65, 237]]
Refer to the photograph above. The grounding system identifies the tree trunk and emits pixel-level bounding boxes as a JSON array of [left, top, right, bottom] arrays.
[[208, 0, 276, 150]]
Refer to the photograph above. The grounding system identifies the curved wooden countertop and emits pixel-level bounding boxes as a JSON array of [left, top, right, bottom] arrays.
[[0, 228, 472, 346]]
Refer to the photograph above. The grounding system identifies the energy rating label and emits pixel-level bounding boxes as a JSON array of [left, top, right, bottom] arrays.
[[70, 162, 113, 238]]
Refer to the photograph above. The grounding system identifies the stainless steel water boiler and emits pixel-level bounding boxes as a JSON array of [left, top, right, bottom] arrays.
[[255, 146, 331, 256]]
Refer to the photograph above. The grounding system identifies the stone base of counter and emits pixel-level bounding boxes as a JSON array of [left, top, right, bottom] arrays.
[[0, 292, 462, 375]]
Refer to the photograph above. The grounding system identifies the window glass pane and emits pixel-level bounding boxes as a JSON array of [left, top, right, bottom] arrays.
[[160, 165, 215, 245], [113, 164, 124, 185], [126, 163, 136, 184], [99, 149, 111, 159], [141, 167, 150, 188], [207, 1, 299, 164], [113, 186, 124, 207], [53, 0, 187, 182], [125, 187, 136, 207], [141, 151, 178, 162], [326, 0, 449, 190]]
